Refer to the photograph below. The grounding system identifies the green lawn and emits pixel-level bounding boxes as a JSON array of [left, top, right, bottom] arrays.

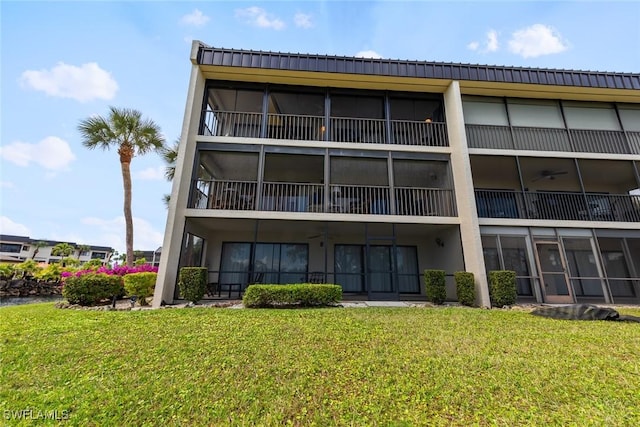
[[1, 304, 639, 426]]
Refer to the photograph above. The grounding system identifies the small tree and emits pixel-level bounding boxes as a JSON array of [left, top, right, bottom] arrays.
[[178, 267, 207, 303], [76, 244, 91, 260]]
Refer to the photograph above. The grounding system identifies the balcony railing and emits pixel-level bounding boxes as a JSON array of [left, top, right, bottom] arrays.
[[475, 189, 640, 222], [190, 180, 257, 210], [201, 109, 449, 147], [190, 180, 456, 217], [395, 187, 457, 216], [466, 124, 640, 155]]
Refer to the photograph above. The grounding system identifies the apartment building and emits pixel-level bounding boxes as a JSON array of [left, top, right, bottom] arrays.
[[0, 234, 114, 265], [153, 41, 640, 307]]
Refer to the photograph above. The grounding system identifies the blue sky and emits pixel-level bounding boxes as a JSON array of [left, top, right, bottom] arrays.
[[1, 1, 639, 253]]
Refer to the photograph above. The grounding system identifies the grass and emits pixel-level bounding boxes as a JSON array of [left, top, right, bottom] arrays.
[[1, 304, 639, 426]]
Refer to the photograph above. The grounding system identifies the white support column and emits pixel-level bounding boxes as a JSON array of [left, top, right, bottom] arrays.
[[153, 43, 206, 307], [444, 81, 491, 307]]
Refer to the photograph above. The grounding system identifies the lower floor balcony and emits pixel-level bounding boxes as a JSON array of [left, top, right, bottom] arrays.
[[476, 190, 640, 222], [167, 219, 640, 305]]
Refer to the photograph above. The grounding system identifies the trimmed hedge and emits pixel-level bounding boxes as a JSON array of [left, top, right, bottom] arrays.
[[454, 271, 476, 306], [489, 270, 517, 307], [123, 272, 157, 305], [178, 267, 207, 303], [243, 284, 342, 308], [424, 270, 446, 305], [62, 273, 124, 306]]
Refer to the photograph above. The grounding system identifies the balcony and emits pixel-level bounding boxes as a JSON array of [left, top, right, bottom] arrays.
[[476, 189, 640, 222], [190, 180, 457, 217], [466, 124, 640, 155], [201, 110, 449, 147]]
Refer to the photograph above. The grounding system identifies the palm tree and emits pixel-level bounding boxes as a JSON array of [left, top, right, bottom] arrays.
[[31, 240, 47, 259], [76, 244, 91, 260], [161, 140, 179, 207], [78, 107, 165, 266], [51, 242, 75, 267]]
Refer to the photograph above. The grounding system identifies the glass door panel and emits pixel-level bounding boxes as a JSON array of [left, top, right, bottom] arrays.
[[335, 245, 364, 292]]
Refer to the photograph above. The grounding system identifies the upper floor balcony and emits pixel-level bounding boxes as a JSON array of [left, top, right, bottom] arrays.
[[198, 83, 449, 147], [472, 155, 640, 223], [463, 97, 640, 155], [188, 148, 457, 218]]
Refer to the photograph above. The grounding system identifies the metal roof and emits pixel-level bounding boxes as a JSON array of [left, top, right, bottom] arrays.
[[196, 44, 640, 91]]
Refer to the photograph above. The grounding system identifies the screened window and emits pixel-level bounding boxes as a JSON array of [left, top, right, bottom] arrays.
[[618, 106, 640, 132], [481, 235, 534, 297], [462, 97, 508, 126], [1, 243, 21, 253], [507, 99, 564, 128], [563, 238, 603, 297], [597, 237, 636, 298], [389, 97, 443, 122], [179, 233, 204, 268], [563, 102, 621, 131]]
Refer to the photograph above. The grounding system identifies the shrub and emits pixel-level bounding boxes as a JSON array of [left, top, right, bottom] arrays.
[[15, 260, 42, 279], [243, 284, 342, 308], [454, 271, 476, 306], [424, 270, 446, 305], [178, 267, 207, 303], [123, 272, 157, 305], [62, 273, 125, 306], [489, 270, 517, 307], [35, 263, 63, 282], [82, 258, 104, 270], [134, 258, 147, 266], [0, 263, 16, 280]]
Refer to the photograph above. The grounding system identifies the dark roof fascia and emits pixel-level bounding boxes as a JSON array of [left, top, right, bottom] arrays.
[[197, 44, 640, 91], [0, 235, 31, 243]]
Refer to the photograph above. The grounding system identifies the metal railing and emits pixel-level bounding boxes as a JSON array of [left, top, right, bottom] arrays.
[[390, 120, 449, 146], [329, 117, 387, 144], [475, 189, 640, 222], [201, 109, 451, 147], [201, 110, 263, 138], [466, 124, 637, 154], [266, 113, 325, 141], [395, 187, 457, 216], [261, 182, 324, 212], [328, 184, 391, 214], [189, 180, 257, 210]]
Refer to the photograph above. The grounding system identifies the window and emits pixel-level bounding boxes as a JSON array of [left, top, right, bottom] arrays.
[[618, 105, 640, 131], [219, 242, 308, 285], [334, 245, 419, 293], [179, 233, 204, 268], [22, 245, 30, 252], [481, 235, 534, 297], [1, 243, 22, 253], [91, 252, 107, 260], [562, 238, 603, 297]]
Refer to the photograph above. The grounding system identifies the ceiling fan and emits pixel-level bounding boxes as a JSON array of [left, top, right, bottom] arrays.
[[532, 170, 568, 182]]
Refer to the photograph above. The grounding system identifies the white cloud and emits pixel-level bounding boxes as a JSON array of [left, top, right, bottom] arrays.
[[235, 7, 285, 30], [467, 30, 499, 53], [355, 50, 383, 59], [486, 30, 499, 52], [81, 216, 164, 253], [180, 9, 210, 27], [20, 62, 118, 102], [135, 166, 165, 181], [0, 136, 76, 171], [0, 181, 14, 189], [467, 41, 480, 51], [294, 12, 313, 29], [0, 216, 31, 236], [508, 24, 569, 58]]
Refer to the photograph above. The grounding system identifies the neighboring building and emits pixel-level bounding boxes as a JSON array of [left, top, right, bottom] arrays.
[[153, 41, 640, 307], [0, 235, 114, 265], [134, 247, 162, 267]]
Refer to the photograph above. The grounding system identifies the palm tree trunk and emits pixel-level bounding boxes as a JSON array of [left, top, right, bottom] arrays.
[[121, 160, 134, 267]]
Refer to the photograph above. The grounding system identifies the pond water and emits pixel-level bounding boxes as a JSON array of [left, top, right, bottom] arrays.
[[0, 295, 63, 308]]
